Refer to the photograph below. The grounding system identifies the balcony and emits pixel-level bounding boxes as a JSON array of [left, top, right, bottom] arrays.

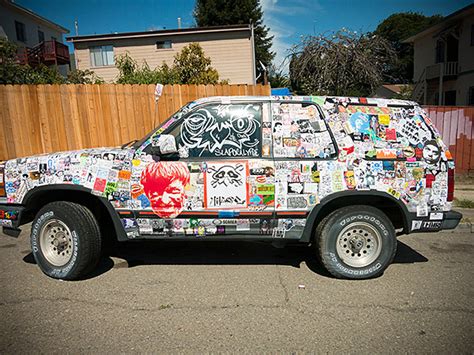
[[16, 41, 70, 67], [426, 61, 458, 80]]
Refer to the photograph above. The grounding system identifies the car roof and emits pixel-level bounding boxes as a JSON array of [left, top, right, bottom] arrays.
[[191, 95, 418, 108]]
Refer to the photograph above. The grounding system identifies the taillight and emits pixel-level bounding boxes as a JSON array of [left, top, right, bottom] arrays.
[[447, 168, 455, 202], [0, 163, 5, 197]]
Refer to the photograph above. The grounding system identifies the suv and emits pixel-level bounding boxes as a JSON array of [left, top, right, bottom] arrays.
[[0, 96, 462, 280]]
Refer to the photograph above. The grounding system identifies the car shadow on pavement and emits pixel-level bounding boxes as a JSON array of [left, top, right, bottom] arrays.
[[21, 240, 428, 280]]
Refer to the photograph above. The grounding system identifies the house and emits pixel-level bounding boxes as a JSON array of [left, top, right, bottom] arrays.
[[375, 84, 412, 99], [0, 0, 70, 70], [404, 4, 474, 106], [66, 25, 256, 84]]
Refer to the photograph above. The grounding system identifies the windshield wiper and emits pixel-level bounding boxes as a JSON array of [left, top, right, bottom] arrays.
[[121, 139, 138, 149]]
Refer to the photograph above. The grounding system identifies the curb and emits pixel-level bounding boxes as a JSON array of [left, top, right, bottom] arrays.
[[449, 222, 473, 233]]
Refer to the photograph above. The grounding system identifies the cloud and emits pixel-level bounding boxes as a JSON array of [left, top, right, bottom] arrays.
[[261, 0, 295, 71], [260, 0, 322, 72]]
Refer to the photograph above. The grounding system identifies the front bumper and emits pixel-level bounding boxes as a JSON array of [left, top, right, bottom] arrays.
[[0, 204, 25, 238]]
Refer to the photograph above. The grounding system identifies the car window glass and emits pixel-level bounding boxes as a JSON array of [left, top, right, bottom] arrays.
[[272, 102, 336, 158], [171, 103, 262, 158]]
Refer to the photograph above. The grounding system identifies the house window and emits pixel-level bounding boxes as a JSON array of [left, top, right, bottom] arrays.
[[38, 30, 44, 43], [15, 21, 26, 42], [90, 45, 114, 67], [435, 39, 445, 63], [468, 87, 474, 106], [156, 40, 172, 49], [444, 90, 456, 106]]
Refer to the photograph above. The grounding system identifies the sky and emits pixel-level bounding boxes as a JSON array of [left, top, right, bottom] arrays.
[[16, 0, 473, 71]]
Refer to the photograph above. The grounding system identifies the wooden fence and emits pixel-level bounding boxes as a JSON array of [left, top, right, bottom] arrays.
[[424, 106, 474, 175], [0, 84, 270, 160]]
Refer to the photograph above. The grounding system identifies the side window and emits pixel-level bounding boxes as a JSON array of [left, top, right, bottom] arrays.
[[172, 103, 262, 158], [272, 102, 336, 159]]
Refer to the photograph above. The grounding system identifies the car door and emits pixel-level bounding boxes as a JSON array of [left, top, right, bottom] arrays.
[[129, 100, 275, 238], [270, 100, 338, 239]]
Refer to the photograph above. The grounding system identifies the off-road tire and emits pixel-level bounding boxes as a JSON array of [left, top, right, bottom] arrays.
[[315, 205, 397, 279], [30, 201, 102, 280]]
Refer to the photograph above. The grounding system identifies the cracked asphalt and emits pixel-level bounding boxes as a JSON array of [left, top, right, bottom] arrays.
[[0, 225, 473, 353]]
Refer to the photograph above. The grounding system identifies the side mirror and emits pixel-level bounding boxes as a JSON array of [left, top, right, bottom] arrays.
[[151, 134, 178, 155]]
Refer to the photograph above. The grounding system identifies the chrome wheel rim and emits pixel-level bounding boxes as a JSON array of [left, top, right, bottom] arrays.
[[39, 219, 74, 267], [336, 222, 382, 268]]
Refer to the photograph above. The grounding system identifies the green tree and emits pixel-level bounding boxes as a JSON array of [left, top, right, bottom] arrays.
[[173, 43, 219, 84], [374, 12, 442, 83], [194, 0, 274, 75], [116, 43, 221, 85], [267, 64, 289, 88], [289, 30, 395, 97]]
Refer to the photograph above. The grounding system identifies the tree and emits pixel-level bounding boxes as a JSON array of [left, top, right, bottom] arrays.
[[374, 12, 442, 83], [267, 64, 289, 88], [289, 30, 395, 97], [173, 43, 219, 84], [115, 43, 222, 84], [194, 0, 274, 74]]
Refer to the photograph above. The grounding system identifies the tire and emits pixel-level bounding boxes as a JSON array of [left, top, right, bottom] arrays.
[[30, 201, 102, 280], [314, 205, 397, 279]]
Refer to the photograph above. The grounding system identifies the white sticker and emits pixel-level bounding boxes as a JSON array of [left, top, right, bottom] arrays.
[[416, 204, 428, 217], [429, 212, 443, 220], [411, 220, 422, 231]]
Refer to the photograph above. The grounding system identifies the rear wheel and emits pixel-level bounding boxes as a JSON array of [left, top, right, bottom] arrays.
[[315, 205, 397, 279], [31, 201, 102, 280]]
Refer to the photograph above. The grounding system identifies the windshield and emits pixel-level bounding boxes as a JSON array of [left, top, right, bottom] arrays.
[[133, 101, 196, 149]]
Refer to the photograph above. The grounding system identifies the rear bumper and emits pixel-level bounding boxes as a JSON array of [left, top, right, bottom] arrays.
[[441, 210, 463, 230], [0, 204, 25, 238], [408, 209, 463, 233]]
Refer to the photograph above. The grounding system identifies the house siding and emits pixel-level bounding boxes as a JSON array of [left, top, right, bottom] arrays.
[[0, 2, 65, 47], [412, 9, 474, 105], [73, 30, 254, 84]]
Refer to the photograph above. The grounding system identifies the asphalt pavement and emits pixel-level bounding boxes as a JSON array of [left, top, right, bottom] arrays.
[[0, 224, 473, 353]]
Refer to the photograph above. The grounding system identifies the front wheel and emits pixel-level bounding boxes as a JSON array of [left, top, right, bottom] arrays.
[[30, 201, 102, 280], [315, 205, 397, 279]]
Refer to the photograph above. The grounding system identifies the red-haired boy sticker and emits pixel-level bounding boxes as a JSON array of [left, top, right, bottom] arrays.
[[140, 162, 190, 218]]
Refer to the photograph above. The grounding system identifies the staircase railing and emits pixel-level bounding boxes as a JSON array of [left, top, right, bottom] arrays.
[[411, 68, 426, 104]]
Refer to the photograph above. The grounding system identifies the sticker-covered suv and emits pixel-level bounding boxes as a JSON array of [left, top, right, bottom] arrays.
[[0, 96, 462, 280]]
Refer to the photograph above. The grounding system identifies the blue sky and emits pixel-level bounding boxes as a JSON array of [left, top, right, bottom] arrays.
[[17, 0, 472, 70]]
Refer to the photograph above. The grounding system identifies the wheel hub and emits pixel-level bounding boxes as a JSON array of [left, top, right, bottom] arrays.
[[39, 219, 74, 267], [335, 221, 382, 268]]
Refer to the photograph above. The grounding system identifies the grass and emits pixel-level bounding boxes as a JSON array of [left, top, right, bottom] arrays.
[[454, 198, 474, 209]]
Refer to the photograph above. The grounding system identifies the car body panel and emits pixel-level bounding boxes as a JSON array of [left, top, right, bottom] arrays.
[[0, 95, 460, 239]]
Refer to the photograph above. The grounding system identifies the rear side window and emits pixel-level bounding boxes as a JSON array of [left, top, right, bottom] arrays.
[[338, 105, 435, 160], [173, 103, 262, 158], [272, 102, 336, 159]]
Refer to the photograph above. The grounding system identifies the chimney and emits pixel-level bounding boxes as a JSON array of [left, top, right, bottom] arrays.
[[177, 17, 181, 29]]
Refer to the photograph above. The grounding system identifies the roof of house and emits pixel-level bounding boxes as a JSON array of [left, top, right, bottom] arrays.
[[403, 3, 474, 43], [2, 0, 69, 33], [66, 24, 251, 43], [380, 84, 409, 94]]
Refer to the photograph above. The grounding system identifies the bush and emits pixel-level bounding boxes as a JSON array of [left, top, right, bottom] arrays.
[[115, 43, 223, 85]]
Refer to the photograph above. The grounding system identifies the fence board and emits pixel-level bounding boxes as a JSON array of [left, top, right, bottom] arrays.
[[424, 105, 474, 174], [0, 83, 270, 160]]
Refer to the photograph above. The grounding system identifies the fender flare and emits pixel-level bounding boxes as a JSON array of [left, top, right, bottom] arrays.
[[300, 190, 412, 243], [22, 184, 128, 241]]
